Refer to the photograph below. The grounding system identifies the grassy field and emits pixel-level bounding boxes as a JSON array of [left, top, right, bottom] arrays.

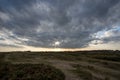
[[0, 50, 120, 80]]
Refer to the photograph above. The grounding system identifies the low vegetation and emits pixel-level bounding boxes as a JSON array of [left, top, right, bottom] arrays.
[[0, 50, 120, 80], [0, 62, 65, 80]]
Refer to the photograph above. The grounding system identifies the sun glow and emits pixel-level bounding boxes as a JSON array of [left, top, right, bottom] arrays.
[[54, 41, 60, 46], [53, 48, 63, 52]]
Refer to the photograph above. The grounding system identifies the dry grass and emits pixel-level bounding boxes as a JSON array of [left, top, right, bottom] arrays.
[[0, 50, 120, 80]]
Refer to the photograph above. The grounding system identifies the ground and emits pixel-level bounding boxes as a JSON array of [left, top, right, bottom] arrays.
[[0, 50, 120, 80]]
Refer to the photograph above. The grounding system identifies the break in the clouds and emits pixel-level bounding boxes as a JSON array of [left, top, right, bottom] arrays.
[[0, 0, 120, 50]]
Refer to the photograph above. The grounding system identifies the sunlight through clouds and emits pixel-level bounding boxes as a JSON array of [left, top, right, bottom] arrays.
[[0, 0, 120, 51]]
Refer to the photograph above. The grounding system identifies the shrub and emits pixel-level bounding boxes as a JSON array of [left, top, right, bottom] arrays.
[[0, 63, 65, 80]]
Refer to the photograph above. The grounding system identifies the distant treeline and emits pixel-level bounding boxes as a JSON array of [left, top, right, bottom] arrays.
[[2, 50, 120, 53], [1, 50, 119, 53]]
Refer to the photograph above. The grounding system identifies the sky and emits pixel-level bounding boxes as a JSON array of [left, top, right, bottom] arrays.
[[0, 0, 120, 51]]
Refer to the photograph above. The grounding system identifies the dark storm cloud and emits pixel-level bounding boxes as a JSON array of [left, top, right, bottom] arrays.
[[0, 0, 120, 48]]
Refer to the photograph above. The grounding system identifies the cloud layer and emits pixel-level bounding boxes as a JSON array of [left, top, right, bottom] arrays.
[[0, 0, 120, 49]]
